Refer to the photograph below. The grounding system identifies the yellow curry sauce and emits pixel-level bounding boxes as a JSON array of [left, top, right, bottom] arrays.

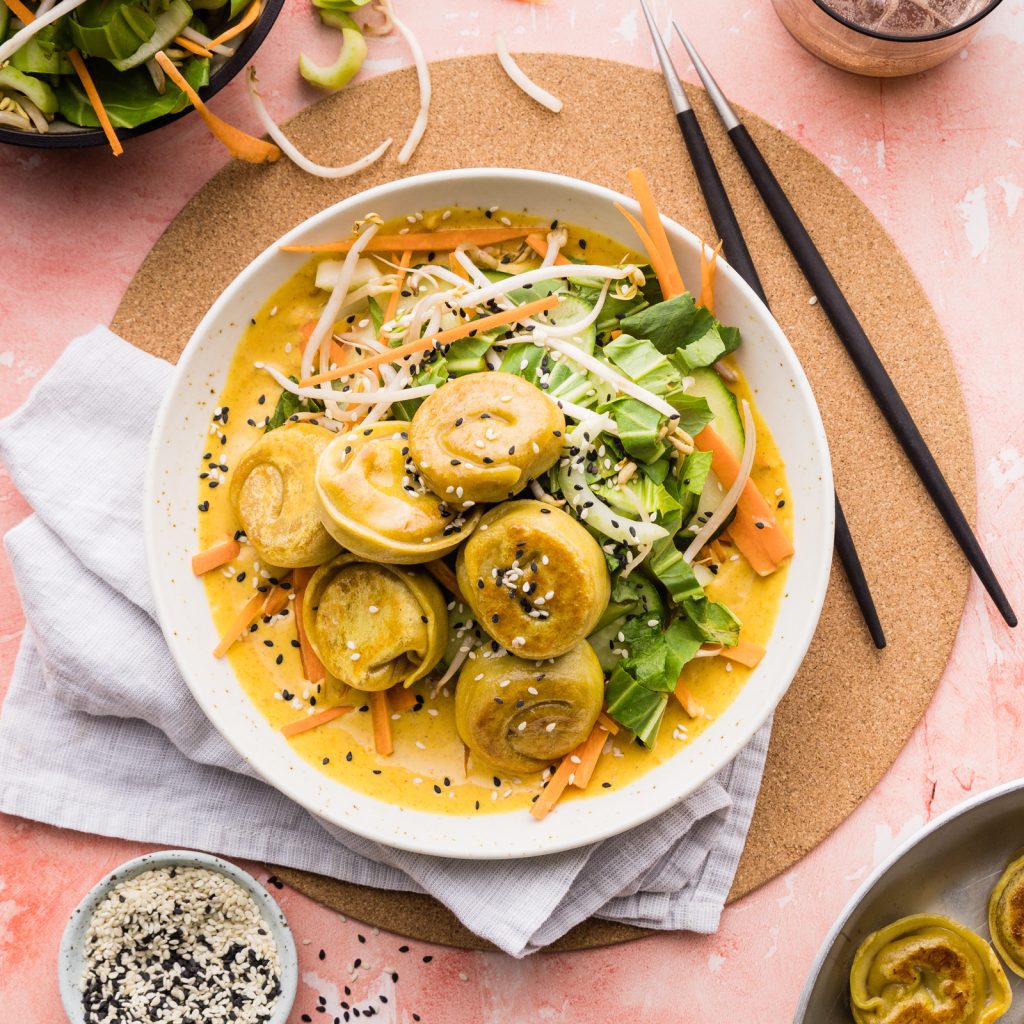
[[198, 210, 791, 815]]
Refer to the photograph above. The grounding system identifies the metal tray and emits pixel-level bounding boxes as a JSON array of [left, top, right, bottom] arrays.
[[795, 778, 1024, 1022]]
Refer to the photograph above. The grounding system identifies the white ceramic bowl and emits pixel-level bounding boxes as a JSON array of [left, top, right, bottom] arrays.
[[58, 849, 297, 1024], [145, 169, 834, 860]]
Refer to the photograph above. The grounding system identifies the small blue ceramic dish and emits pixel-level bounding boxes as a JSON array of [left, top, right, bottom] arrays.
[[58, 849, 298, 1024]]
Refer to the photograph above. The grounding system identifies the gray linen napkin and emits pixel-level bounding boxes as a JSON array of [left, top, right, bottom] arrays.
[[0, 327, 770, 957]]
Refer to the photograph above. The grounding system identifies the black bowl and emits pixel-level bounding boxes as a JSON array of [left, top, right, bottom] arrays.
[[0, 0, 285, 149]]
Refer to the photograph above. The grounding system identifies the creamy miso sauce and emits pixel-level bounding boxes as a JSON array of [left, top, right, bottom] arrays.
[[199, 208, 791, 815]]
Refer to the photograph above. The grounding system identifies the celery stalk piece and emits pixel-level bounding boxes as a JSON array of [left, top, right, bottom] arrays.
[[0, 66, 59, 115], [299, 9, 367, 91]]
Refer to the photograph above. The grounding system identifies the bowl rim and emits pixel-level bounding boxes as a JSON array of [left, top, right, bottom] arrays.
[[144, 167, 834, 859], [806, 0, 1004, 43], [0, 0, 285, 150], [57, 848, 298, 1024]]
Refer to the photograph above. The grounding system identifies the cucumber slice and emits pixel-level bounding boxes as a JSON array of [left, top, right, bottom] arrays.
[[687, 366, 743, 458], [682, 368, 745, 534], [535, 293, 596, 354]]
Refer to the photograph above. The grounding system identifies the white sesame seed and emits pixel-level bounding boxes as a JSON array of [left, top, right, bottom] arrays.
[[546, 722, 557, 732]]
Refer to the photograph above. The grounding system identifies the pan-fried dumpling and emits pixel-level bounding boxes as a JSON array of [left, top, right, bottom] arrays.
[[454, 641, 603, 774], [229, 424, 342, 568], [408, 372, 565, 504], [455, 500, 610, 659], [302, 554, 447, 692], [315, 421, 482, 563]]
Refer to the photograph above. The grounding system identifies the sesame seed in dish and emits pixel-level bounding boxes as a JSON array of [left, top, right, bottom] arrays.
[[80, 866, 281, 1024]]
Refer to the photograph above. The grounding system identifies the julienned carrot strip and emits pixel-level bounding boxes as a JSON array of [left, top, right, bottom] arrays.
[[697, 240, 723, 316], [721, 639, 765, 669], [389, 686, 420, 713], [525, 233, 570, 266], [213, 591, 265, 658], [2, 0, 35, 23], [370, 690, 393, 756], [390, 686, 419, 713], [292, 566, 315, 590], [281, 705, 352, 738], [302, 293, 560, 385], [191, 538, 241, 575], [597, 712, 620, 735], [449, 252, 470, 282], [614, 202, 673, 299], [694, 424, 794, 572], [67, 50, 123, 157], [531, 721, 613, 817], [626, 168, 685, 298], [206, 0, 260, 49], [293, 586, 326, 684], [674, 678, 705, 719], [260, 572, 294, 617], [154, 51, 280, 164], [570, 724, 611, 790], [424, 559, 465, 603], [174, 35, 214, 58], [724, 519, 776, 576], [383, 250, 413, 331], [530, 750, 577, 820], [281, 227, 533, 254]]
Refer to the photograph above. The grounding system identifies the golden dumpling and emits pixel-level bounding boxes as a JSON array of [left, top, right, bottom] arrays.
[[455, 641, 604, 774], [989, 852, 1024, 977], [229, 424, 342, 568], [315, 421, 482, 564], [455, 500, 610, 660], [849, 913, 1011, 1024], [408, 372, 565, 504], [302, 554, 447, 692]]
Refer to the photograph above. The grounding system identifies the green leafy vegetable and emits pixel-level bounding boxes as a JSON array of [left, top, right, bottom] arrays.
[[620, 292, 742, 370], [666, 392, 714, 437], [603, 334, 680, 395], [601, 397, 665, 464], [9, 24, 74, 75], [648, 537, 704, 604], [499, 342, 604, 409], [605, 617, 704, 745], [265, 377, 325, 432], [366, 295, 384, 336], [57, 53, 209, 128], [675, 449, 713, 523], [592, 473, 681, 524], [682, 596, 741, 647], [605, 668, 667, 747]]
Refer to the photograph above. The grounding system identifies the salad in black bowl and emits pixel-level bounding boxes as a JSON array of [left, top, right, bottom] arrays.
[[0, 0, 284, 153]]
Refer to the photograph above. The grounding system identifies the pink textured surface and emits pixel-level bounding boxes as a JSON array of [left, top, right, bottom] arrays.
[[1, 1, 1023, 1019]]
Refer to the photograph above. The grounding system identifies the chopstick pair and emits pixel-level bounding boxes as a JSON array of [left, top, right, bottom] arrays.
[[639, 0, 1017, 643]]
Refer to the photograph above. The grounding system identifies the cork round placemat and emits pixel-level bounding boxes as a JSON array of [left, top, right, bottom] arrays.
[[113, 55, 974, 952]]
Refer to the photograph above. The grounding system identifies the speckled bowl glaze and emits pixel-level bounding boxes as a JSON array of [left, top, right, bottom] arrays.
[[58, 849, 297, 1024], [144, 168, 834, 860]]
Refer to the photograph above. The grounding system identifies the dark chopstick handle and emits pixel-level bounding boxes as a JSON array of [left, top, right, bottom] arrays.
[[676, 110, 768, 308], [675, 110, 886, 646], [725, 122, 1017, 628], [834, 495, 886, 649]]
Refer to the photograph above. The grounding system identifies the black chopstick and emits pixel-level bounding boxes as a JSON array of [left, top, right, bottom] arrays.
[[638, 0, 886, 648], [671, 20, 1017, 630]]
